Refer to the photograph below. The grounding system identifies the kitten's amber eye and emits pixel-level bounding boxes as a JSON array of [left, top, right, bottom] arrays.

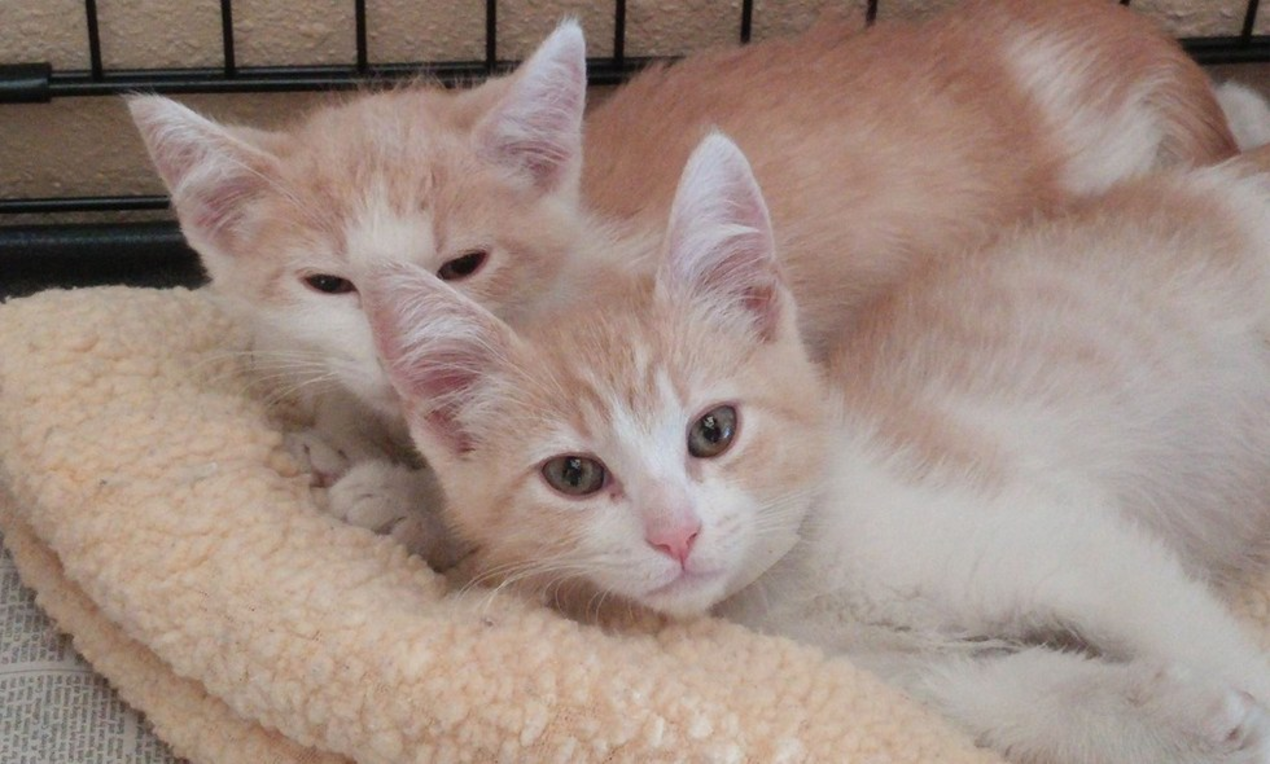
[[541, 455, 607, 497], [688, 405, 738, 458], [303, 274, 356, 294], [437, 250, 488, 281]]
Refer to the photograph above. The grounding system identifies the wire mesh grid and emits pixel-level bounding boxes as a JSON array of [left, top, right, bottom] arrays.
[[0, 0, 1265, 295], [0, 0, 1267, 217]]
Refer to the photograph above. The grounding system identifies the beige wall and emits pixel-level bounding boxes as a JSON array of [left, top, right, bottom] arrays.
[[0, 0, 1266, 214]]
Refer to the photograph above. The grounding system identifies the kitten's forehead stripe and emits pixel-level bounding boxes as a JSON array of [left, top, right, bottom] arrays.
[[345, 191, 436, 270], [513, 292, 773, 497]]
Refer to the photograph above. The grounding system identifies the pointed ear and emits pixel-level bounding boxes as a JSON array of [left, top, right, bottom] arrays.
[[363, 265, 517, 456], [476, 20, 586, 192], [659, 133, 786, 341], [127, 95, 280, 256]]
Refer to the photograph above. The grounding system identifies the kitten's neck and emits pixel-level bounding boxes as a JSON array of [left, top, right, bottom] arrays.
[[713, 421, 852, 626], [727, 492, 824, 606], [713, 423, 972, 638]]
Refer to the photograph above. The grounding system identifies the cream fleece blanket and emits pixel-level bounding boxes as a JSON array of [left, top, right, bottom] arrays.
[[0, 288, 1258, 764]]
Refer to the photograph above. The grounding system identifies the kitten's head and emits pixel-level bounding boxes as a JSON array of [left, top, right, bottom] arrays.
[[128, 22, 588, 418], [367, 136, 831, 617]]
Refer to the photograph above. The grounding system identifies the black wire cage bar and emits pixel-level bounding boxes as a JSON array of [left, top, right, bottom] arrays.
[[0, 0, 1265, 295], [2, 0, 1268, 214], [4, 0, 1267, 104]]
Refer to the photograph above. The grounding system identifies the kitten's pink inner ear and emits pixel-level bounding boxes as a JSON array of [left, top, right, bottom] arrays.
[[663, 134, 784, 340], [477, 21, 586, 191], [128, 96, 277, 251], [365, 267, 515, 456], [403, 356, 484, 456]]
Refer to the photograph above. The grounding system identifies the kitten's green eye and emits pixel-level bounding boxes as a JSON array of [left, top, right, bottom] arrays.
[[303, 274, 356, 294], [541, 455, 607, 497], [688, 405, 738, 458], [437, 250, 488, 281]]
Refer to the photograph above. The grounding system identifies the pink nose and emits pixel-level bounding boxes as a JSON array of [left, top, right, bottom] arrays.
[[646, 519, 701, 565]]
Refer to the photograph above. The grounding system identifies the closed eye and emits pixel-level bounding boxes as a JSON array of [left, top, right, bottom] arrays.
[[437, 250, 488, 281], [303, 273, 356, 294]]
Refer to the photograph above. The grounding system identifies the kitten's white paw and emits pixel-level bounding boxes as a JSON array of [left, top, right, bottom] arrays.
[[284, 428, 351, 487], [327, 460, 425, 530], [1135, 664, 1270, 763], [327, 461, 464, 570]]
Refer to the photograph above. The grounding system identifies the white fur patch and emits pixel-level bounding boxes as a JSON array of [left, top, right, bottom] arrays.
[[345, 185, 436, 270], [1004, 33, 1164, 195], [1215, 81, 1270, 151]]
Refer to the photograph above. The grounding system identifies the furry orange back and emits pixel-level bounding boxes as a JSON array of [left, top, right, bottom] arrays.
[[582, 0, 1235, 357]]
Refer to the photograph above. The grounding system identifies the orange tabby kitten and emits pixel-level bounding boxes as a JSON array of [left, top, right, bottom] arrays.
[[366, 135, 1270, 764], [582, 0, 1237, 356], [128, 1, 1234, 560]]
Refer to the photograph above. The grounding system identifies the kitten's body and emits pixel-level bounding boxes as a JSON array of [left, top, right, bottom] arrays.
[[130, 1, 1235, 558], [720, 155, 1270, 763], [583, 0, 1235, 355], [367, 139, 1270, 763], [129, 31, 598, 555]]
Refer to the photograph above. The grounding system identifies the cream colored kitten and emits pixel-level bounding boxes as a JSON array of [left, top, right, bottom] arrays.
[[128, 0, 1234, 560], [366, 135, 1270, 764], [128, 25, 594, 562], [582, 0, 1237, 357]]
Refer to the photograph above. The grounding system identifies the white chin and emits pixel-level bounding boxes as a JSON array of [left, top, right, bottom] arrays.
[[637, 576, 730, 619]]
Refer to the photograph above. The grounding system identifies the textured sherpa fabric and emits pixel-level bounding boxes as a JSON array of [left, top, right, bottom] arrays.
[[0, 287, 1018, 763]]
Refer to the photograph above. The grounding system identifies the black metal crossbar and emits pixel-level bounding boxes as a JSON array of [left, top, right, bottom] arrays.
[[4, 0, 1259, 105]]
